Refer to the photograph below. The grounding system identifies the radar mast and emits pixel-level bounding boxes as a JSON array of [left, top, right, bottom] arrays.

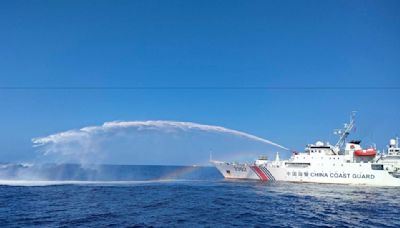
[[334, 111, 356, 152]]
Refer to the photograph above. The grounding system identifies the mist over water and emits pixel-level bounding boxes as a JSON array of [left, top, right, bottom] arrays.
[[0, 164, 221, 185], [31, 120, 288, 165], [0, 121, 287, 182]]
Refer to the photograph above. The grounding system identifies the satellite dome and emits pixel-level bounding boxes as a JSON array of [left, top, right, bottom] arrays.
[[390, 139, 396, 146]]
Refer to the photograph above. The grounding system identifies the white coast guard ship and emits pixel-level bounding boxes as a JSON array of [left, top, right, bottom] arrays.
[[212, 113, 400, 186]]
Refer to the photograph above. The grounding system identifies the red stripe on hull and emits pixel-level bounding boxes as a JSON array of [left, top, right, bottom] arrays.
[[252, 166, 269, 181]]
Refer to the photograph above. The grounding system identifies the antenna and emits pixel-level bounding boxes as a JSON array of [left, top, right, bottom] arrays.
[[334, 111, 356, 150]]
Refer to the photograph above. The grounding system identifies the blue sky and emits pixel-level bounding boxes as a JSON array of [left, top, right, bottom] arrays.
[[0, 0, 399, 164]]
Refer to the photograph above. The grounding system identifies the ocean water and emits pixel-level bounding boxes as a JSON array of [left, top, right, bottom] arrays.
[[1, 165, 400, 227]]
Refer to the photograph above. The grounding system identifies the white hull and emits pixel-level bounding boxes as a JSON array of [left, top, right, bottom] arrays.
[[212, 160, 400, 187], [212, 113, 400, 187], [212, 161, 262, 180]]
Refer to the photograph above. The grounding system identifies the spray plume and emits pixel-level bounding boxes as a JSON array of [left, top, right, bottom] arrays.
[[33, 120, 287, 150], [32, 120, 288, 165]]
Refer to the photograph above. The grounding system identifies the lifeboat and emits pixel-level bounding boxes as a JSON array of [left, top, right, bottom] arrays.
[[354, 148, 376, 157]]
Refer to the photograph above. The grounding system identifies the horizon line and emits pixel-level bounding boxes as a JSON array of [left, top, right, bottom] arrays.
[[1, 86, 400, 90]]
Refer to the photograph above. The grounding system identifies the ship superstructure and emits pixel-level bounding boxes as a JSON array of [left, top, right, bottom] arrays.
[[212, 113, 400, 186], [377, 138, 400, 177]]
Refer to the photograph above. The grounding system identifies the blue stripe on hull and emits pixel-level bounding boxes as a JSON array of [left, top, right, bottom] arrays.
[[260, 166, 275, 181]]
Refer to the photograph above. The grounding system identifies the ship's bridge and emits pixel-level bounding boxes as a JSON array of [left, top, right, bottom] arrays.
[[304, 141, 337, 155], [289, 141, 351, 164]]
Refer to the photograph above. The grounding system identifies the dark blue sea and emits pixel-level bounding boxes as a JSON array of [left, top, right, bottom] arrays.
[[1, 164, 399, 227]]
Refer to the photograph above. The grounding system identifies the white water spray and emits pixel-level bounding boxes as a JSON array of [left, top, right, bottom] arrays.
[[32, 120, 288, 164], [33, 120, 287, 149]]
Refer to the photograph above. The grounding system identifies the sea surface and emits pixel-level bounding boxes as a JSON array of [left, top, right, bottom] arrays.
[[0, 164, 400, 227]]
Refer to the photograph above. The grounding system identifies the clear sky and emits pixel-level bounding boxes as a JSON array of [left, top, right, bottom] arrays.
[[0, 0, 399, 164]]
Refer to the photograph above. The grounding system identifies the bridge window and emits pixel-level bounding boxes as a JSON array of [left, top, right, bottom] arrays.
[[371, 164, 384, 170]]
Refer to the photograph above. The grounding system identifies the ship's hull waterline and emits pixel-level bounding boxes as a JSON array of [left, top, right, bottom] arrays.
[[212, 161, 400, 187]]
